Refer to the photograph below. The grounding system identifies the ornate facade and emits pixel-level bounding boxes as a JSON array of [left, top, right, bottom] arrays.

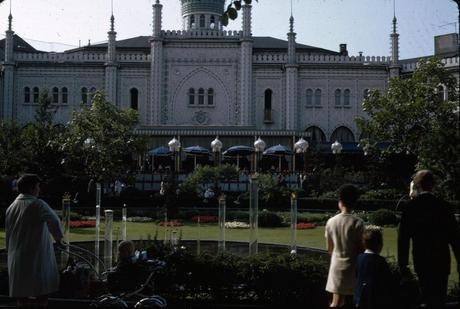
[[1, 0, 458, 149]]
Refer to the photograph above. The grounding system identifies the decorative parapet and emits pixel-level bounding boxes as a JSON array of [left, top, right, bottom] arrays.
[[161, 29, 242, 39], [253, 53, 391, 65], [14, 52, 151, 63], [117, 54, 151, 62], [15, 52, 106, 63], [401, 56, 459, 73]]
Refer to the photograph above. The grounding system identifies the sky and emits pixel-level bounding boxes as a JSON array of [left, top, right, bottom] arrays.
[[0, 0, 458, 59]]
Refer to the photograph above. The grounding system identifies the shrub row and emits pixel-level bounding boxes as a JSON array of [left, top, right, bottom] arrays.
[[137, 244, 421, 308]]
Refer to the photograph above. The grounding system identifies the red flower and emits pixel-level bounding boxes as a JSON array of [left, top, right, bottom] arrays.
[[296, 223, 316, 230], [191, 215, 218, 223], [69, 220, 96, 228]]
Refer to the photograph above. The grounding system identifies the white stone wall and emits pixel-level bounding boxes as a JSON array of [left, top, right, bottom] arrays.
[[119, 68, 150, 124], [15, 66, 105, 123], [298, 67, 387, 140], [8, 53, 389, 141], [253, 68, 285, 130], [164, 44, 239, 126]]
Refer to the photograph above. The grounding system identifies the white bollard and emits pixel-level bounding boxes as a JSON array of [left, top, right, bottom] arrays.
[[104, 210, 114, 269]]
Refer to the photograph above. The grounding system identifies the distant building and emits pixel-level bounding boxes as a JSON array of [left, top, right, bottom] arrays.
[[0, 0, 458, 151]]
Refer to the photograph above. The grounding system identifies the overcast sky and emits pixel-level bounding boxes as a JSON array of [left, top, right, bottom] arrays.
[[0, 0, 457, 59]]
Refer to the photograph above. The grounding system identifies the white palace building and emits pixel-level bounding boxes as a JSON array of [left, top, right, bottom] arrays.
[[0, 0, 459, 150]]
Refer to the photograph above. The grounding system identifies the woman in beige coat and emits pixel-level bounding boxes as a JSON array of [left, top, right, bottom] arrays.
[[325, 184, 364, 308], [6, 174, 63, 307]]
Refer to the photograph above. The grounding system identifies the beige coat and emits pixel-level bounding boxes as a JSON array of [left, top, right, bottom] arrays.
[[6, 194, 63, 297], [325, 213, 364, 295]]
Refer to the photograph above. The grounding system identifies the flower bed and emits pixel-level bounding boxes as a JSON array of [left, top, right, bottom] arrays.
[[191, 215, 218, 223], [69, 220, 96, 228], [296, 222, 316, 230], [158, 220, 183, 227], [224, 221, 250, 229], [127, 216, 154, 223]]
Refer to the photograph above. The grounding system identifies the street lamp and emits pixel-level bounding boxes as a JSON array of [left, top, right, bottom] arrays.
[[331, 140, 343, 174], [211, 136, 223, 166], [168, 137, 181, 173], [254, 137, 266, 173], [331, 140, 343, 154], [294, 137, 309, 172]]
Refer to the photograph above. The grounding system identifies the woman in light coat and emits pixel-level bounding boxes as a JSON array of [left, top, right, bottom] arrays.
[[6, 174, 63, 307], [325, 184, 364, 308]]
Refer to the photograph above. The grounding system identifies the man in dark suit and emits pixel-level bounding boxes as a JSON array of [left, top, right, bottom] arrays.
[[398, 170, 460, 309]]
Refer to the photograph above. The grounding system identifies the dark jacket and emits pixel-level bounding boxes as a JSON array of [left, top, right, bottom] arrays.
[[354, 253, 392, 309], [107, 257, 148, 294], [398, 192, 460, 275]]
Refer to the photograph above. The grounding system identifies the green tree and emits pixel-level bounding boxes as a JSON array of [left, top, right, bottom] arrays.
[[23, 89, 67, 178], [63, 92, 146, 183], [357, 58, 460, 199], [181, 164, 239, 195], [0, 120, 32, 176], [221, 0, 257, 26]]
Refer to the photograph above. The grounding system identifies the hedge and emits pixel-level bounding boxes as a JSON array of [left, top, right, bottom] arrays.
[[117, 243, 421, 308]]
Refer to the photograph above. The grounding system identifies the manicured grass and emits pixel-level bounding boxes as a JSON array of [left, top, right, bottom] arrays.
[[0, 222, 458, 287]]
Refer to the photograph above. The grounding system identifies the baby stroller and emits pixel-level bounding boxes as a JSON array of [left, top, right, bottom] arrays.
[[56, 243, 109, 299], [56, 244, 167, 308]]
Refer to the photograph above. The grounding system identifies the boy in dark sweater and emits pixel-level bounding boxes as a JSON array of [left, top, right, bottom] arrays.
[[108, 240, 147, 294], [353, 225, 392, 309]]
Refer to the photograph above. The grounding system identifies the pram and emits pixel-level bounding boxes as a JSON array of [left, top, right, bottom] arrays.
[[56, 244, 167, 308]]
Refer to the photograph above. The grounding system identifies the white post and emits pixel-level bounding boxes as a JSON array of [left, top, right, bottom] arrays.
[[95, 204, 101, 273], [60, 198, 71, 267], [171, 230, 178, 247], [96, 183, 102, 207], [290, 193, 298, 253], [163, 210, 168, 245], [122, 204, 127, 241], [197, 215, 201, 255], [218, 195, 226, 253], [104, 210, 114, 269], [249, 174, 259, 256]]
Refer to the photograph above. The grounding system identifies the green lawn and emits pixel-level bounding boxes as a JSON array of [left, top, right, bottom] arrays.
[[0, 222, 458, 287]]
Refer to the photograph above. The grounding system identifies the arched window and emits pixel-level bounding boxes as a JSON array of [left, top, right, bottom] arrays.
[[81, 87, 88, 104], [207, 88, 214, 105], [344, 89, 351, 106], [62, 87, 68, 104], [331, 126, 355, 142], [305, 126, 326, 142], [130, 88, 139, 110], [188, 88, 195, 105], [437, 84, 448, 101], [314, 89, 322, 105], [198, 88, 205, 105], [306, 89, 313, 106], [52, 87, 59, 103], [190, 15, 195, 29], [24, 87, 31, 103], [200, 15, 205, 28], [33, 87, 39, 103], [334, 89, 341, 106], [210, 16, 216, 29], [264, 89, 273, 122]]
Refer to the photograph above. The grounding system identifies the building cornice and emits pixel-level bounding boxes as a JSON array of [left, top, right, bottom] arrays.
[[135, 127, 308, 137]]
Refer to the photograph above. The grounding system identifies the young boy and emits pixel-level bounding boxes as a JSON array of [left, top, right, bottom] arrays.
[[353, 225, 392, 309], [108, 240, 146, 293]]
